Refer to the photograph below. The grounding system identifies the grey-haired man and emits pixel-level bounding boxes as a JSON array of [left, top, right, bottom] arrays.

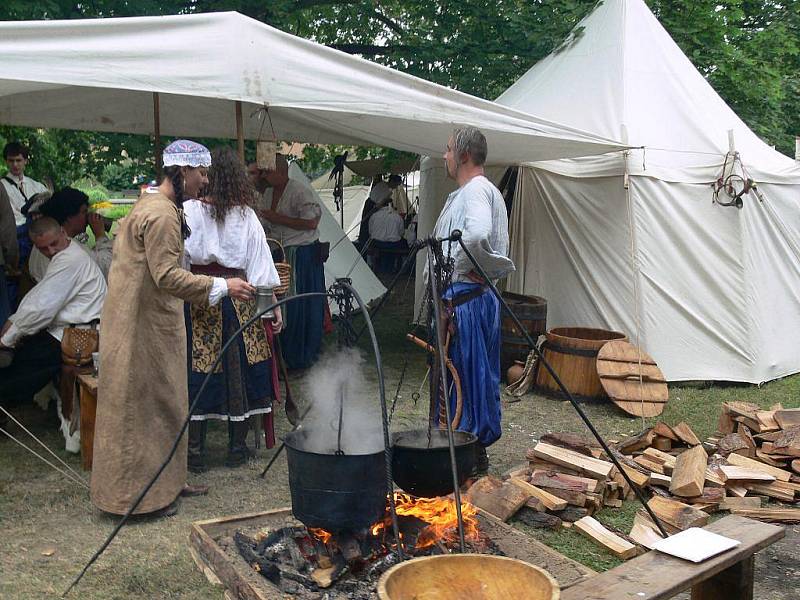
[[431, 126, 515, 475]]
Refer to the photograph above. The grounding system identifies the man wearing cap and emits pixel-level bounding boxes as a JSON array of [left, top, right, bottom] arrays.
[[91, 140, 256, 518], [430, 126, 514, 475]]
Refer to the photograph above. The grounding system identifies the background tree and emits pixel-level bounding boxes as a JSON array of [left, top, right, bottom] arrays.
[[1, 0, 797, 188]]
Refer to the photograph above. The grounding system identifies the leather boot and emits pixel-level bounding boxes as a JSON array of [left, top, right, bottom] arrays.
[[225, 418, 250, 468], [474, 444, 490, 476], [188, 421, 208, 473]]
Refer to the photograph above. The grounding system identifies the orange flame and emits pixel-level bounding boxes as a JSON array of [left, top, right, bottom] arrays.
[[308, 527, 332, 544], [389, 492, 480, 549]]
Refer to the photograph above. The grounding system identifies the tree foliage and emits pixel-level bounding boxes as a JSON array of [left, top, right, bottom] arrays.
[[1, 0, 797, 187]]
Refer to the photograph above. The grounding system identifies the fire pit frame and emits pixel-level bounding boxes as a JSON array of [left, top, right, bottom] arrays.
[[189, 507, 595, 599]]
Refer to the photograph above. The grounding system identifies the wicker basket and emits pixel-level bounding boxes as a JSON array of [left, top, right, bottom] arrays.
[[267, 238, 291, 297]]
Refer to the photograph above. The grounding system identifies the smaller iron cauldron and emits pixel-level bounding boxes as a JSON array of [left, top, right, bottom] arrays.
[[391, 429, 477, 497], [285, 429, 387, 532]]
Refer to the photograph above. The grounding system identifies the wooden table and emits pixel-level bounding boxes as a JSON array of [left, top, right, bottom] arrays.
[[561, 515, 784, 600], [76, 372, 98, 471]]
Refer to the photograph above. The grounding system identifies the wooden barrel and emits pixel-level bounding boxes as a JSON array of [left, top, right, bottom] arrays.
[[535, 327, 628, 399], [500, 292, 547, 374]]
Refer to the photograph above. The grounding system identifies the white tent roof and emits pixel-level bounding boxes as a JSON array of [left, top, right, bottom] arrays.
[[0, 12, 626, 165], [497, 0, 799, 179], [492, 0, 800, 384]]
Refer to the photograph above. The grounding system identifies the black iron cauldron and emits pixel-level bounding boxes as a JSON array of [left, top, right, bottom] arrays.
[[391, 429, 477, 498], [284, 429, 388, 532]]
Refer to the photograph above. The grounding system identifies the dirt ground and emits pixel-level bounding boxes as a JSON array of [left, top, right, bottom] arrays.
[[1, 278, 799, 599]]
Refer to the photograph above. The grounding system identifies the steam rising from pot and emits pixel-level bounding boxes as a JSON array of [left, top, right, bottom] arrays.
[[298, 347, 383, 455]]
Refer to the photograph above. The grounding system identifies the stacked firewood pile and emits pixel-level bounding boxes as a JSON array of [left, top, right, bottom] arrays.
[[463, 403, 800, 561]]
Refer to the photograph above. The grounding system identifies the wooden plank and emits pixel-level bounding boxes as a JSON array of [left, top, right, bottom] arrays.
[[670, 445, 708, 497], [561, 515, 784, 600], [509, 478, 568, 511], [774, 409, 800, 430], [532, 443, 615, 480], [540, 432, 602, 457], [647, 495, 709, 531], [718, 465, 776, 483], [729, 508, 800, 523], [574, 516, 639, 560], [672, 422, 702, 446], [690, 555, 754, 600], [725, 452, 792, 482]]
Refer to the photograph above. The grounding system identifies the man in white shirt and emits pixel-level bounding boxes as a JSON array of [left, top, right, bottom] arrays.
[[0, 217, 106, 407], [2, 142, 48, 305], [430, 126, 515, 475], [357, 176, 392, 249], [28, 187, 113, 281], [248, 155, 325, 369], [368, 203, 407, 272]]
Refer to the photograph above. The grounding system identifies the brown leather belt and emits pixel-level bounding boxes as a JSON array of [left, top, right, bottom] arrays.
[[444, 285, 488, 308], [190, 262, 244, 278]]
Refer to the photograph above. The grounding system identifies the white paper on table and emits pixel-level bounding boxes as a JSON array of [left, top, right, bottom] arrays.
[[653, 528, 741, 563]]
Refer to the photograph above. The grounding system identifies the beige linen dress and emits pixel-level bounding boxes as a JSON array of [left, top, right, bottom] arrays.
[[91, 192, 213, 514]]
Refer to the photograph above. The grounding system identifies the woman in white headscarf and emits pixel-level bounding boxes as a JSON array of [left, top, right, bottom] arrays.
[[91, 140, 255, 518]]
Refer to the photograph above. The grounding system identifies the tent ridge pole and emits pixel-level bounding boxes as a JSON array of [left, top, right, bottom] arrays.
[[153, 92, 162, 180], [236, 101, 245, 162]]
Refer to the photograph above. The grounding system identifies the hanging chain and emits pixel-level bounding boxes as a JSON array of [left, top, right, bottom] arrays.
[[331, 278, 358, 347]]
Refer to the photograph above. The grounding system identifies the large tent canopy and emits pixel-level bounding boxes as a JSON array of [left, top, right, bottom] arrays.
[[493, 0, 800, 384], [0, 11, 625, 165]]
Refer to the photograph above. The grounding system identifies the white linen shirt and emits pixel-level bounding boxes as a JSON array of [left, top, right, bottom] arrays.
[[430, 175, 515, 283], [1, 173, 48, 226], [28, 233, 114, 282], [258, 180, 321, 248], [183, 200, 281, 289], [369, 205, 405, 242], [2, 240, 107, 347]]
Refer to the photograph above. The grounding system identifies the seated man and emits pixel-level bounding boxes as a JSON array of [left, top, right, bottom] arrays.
[[29, 187, 113, 282], [356, 176, 392, 250], [0, 217, 107, 411], [368, 201, 407, 272]]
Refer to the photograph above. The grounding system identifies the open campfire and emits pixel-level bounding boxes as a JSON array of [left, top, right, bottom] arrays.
[[234, 493, 502, 597]]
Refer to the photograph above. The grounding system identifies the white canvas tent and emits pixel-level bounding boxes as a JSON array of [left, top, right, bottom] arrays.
[[491, 0, 800, 383]]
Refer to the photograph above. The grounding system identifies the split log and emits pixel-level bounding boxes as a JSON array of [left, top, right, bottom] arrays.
[[633, 455, 665, 474], [685, 487, 725, 505], [653, 421, 680, 441], [532, 443, 615, 480], [647, 495, 709, 531], [716, 433, 751, 458], [754, 431, 783, 443], [616, 429, 655, 454], [574, 516, 639, 560], [771, 426, 800, 457], [524, 496, 546, 512], [733, 415, 762, 433], [503, 463, 531, 480], [643, 447, 677, 473], [792, 459, 800, 475], [729, 508, 800, 523], [726, 484, 748, 497], [528, 459, 586, 479], [744, 480, 796, 502], [619, 464, 650, 488], [552, 506, 591, 522], [648, 473, 672, 488], [718, 465, 776, 483], [736, 423, 757, 451], [754, 451, 789, 468], [719, 496, 761, 511], [464, 476, 530, 521], [540, 432, 602, 458], [629, 515, 665, 549], [672, 422, 701, 446], [514, 508, 562, 529], [669, 445, 708, 497], [652, 436, 672, 451], [726, 452, 791, 482], [529, 470, 601, 493], [705, 463, 727, 487], [716, 406, 735, 435], [755, 410, 781, 432], [774, 409, 800, 430], [509, 478, 568, 511]]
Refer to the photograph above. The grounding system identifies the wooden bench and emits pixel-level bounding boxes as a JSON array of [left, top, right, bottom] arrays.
[[76, 372, 98, 470], [561, 515, 784, 600]]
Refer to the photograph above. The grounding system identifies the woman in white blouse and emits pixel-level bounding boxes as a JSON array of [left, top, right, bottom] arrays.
[[183, 146, 283, 472]]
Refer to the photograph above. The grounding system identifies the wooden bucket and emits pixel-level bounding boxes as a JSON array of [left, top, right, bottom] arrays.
[[500, 292, 547, 374], [535, 327, 628, 399], [378, 554, 559, 600]]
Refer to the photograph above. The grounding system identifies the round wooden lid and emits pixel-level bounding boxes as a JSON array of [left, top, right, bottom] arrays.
[[597, 340, 668, 417]]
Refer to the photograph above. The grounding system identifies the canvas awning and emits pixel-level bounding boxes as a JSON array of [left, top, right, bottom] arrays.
[[0, 12, 626, 165]]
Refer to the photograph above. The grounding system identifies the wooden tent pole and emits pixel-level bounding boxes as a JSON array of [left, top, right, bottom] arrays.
[[153, 92, 162, 179], [235, 101, 245, 161]]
